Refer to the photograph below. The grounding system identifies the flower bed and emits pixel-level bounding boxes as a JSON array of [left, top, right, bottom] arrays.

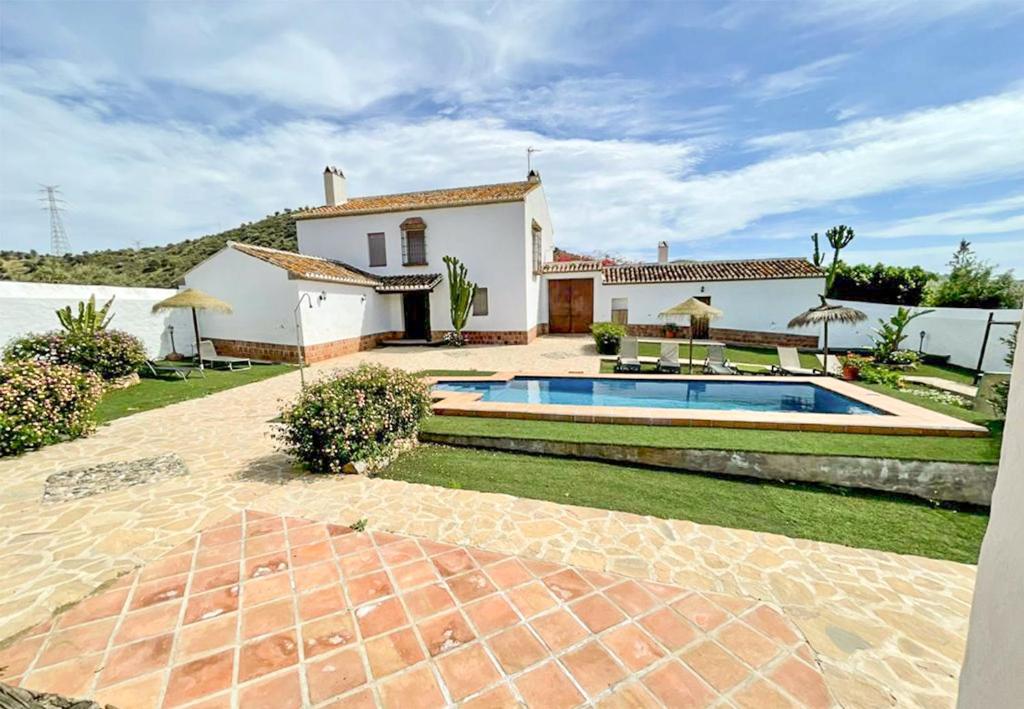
[[3, 330, 147, 381]]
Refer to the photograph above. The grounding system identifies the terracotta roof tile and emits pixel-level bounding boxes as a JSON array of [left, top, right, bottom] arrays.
[[376, 274, 443, 293], [296, 181, 539, 220], [541, 261, 604, 274], [602, 258, 823, 285], [229, 242, 379, 287]]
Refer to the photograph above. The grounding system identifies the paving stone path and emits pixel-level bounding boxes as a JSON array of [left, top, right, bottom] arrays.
[[0, 341, 977, 707]]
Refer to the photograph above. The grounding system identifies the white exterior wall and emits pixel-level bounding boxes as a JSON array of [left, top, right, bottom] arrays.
[[183, 248, 299, 348], [297, 281, 401, 346], [826, 300, 1021, 369], [0, 281, 190, 358], [525, 187, 555, 330], [957, 321, 1022, 706], [539, 273, 826, 338], [297, 200, 533, 333]]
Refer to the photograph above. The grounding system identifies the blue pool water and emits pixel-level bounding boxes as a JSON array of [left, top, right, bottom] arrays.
[[434, 377, 884, 415]]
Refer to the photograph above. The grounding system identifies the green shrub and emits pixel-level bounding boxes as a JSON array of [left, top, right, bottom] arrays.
[[3, 330, 146, 380], [0, 361, 103, 456], [276, 364, 432, 473], [857, 362, 904, 388], [591, 322, 627, 355]]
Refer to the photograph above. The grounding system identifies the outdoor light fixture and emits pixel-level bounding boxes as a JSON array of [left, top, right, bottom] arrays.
[[919, 330, 926, 353]]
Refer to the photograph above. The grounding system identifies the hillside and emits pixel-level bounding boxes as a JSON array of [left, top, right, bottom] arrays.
[[0, 208, 304, 288]]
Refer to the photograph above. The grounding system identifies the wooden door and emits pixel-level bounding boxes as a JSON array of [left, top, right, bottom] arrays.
[[548, 279, 593, 334]]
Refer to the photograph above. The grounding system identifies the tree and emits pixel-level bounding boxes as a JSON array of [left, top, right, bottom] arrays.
[[925, 240, 1023, 309], [829, 262, 935, 305], [871, 306, 934, 363], [443, 255, 477, 346]]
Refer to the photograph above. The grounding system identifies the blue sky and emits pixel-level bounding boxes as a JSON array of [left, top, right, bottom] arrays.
[[1, 0, 1023, 273]]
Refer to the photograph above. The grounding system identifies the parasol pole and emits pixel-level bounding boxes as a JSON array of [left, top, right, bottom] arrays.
[[191, 307, 203, 370], [822, 320, 829, 372], [688, 316, 695, 374]]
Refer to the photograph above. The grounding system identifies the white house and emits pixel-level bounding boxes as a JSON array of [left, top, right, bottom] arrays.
[[182, 167, 825, 362]]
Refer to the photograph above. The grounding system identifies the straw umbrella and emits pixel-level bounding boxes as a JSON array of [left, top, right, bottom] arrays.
[[152, 289, 233, 369], [787, 295, 867, 371], [659, 297, 724, 373]]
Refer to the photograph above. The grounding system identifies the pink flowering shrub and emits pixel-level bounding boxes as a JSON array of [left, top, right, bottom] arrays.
[[276, 364, 431, 473], [4, 330, 146, 380], [0, 360, 103, 456]]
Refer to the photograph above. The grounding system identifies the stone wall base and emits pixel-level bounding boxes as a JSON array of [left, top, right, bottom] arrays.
[[625, 324, 817, 348], [208, 331, 404, 365], [421, 432, 996, 506], [430, 329, 541, 346]]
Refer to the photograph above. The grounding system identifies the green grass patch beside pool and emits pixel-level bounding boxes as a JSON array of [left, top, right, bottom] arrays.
[[420, 415, 1001, 464], [95, 363, 294, 423], [381, 445, 988, 563]]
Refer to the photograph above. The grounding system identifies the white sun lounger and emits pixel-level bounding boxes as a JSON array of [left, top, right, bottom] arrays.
[[199, 340, 252, 371], [615, 337, 641, 372], [771, 347, 821, 376]]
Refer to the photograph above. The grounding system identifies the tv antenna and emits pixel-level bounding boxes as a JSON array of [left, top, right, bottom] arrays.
[[40, 185, 72, 256], [527, 146, 541, 172]]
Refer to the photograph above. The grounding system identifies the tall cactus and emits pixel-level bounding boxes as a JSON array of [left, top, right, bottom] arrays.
[[56, 295, 115, 336], [824, 225, 855, 291], [443, 255, 477, 342]]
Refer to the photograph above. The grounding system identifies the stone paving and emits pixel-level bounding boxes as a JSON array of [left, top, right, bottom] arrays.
[[1, 511, 833, 708], [0, 339, 979, 707]]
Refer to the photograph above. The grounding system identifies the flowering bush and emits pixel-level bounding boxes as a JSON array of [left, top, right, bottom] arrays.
[[3, 330, 146, 380], [275, 364, 432, 473], [0, 361, 103, 456]]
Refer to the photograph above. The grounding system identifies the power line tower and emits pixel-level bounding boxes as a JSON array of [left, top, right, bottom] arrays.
[[40, 185, 72, 256]]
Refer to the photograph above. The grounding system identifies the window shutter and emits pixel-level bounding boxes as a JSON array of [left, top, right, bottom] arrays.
[[368, 233, 386, 267], [531, 223, 543, 275], [472, 287, 489, 316]]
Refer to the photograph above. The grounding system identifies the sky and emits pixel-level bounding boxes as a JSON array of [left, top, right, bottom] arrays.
[[1, 0, 1023, 273]]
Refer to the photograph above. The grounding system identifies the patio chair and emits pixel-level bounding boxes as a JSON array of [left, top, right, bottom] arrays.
[[817, 353, 843, 376], [144, 359, 203, 381], [770, 347, 821, 376], [703, 344, 739, 375], [657, 342, 681, 374], [615, 337, 642, 373], [199, 340, 252, 371]]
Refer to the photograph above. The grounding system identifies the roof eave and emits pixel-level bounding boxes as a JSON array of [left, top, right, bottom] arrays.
[[294, 190, 537, 221]]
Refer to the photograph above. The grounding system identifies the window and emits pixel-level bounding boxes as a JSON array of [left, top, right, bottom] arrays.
[[401, 217, 428, 266], [367, 233, 386, 267], [531, 220, 543, 275], [611, 297, 628, 325], [472, 287, 489, 316]]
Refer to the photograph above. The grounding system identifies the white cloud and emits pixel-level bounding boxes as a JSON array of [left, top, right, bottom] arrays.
[[746, 55, 850, 101], [863, 195, 1024, 238]]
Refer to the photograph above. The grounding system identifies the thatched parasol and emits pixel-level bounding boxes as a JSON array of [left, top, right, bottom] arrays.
[[660, 298, 724, 373], [787, 295, 867, 371], [152, 289, 233, 369]]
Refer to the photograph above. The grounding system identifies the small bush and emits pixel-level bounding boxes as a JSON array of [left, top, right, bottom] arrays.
[[857, 361, 904, 388], [877, 349, 920, 367], [276, 364, 432, 473], [3, 330, 146, 380], [0, 360, 103, 456], [591, 322, 627, 355]]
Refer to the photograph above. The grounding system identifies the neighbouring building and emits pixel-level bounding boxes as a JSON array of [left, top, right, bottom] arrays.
[[182, 167, 825, 363]]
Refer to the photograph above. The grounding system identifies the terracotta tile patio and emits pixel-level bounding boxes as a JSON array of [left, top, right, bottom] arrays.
[[1, 510, 833, 708]]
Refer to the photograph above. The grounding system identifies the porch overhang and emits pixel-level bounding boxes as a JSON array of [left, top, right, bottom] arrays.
[[375, 273, 443, 294]]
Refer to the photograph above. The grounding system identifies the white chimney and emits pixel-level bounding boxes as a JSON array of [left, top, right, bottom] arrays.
[[323, 166, 347, 206], [527, 169, 541, 184], [657, 241, 669, 264]]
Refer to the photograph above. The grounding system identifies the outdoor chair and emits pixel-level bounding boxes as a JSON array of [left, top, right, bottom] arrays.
[[657, 342, 681, 374], [770, 347, 821, 376], [145, 359, 203, 381], [703, 344, 739, 375], [817, 353, 843, 376], [199, 340, 252, 371], [615, 337, 642, 373]]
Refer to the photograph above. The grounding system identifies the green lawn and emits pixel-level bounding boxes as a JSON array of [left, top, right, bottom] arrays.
[[382, 445, 988, 563], [95, 363, 294, 423], [421, 415, 1001, 464]]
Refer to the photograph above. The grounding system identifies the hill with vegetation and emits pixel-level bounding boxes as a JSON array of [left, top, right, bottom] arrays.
[[0, 208, 304, 288]]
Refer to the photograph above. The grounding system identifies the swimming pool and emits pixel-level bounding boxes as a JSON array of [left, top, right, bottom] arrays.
[[434, 376, 885, 415]]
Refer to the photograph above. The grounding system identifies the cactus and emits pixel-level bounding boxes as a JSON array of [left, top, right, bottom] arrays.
[[810, 232, 824, 268], [443, 255, 477, 345], [56, 295, 115, 336]]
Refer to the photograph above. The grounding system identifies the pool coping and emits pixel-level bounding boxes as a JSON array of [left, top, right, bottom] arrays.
[[425, 372, 988, 437]]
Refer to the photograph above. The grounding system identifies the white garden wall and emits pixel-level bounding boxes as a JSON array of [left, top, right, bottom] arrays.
[[0, 281, 190, 358], [825, 300, 1021, 370]]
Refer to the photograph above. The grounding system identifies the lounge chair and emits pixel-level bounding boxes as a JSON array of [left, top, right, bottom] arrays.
[[771, 347, 821, 376], [199, 340, 252, 371], [703, 344, 738, 375], [657, 342, 681, 374], [615, 337, 642, 373], [817, 353, 842, 376], [145, 359, 203, 381]]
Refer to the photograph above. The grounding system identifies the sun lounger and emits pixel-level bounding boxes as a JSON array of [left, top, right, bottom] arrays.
[[145, 360, 202, 380], [615, 337, 642, 372], [199, 340, 252, 370], [817, 353, 842, 376], [771, 347, 821, 376], [703, 344, 738, 375], [657, 342, 681, 374]]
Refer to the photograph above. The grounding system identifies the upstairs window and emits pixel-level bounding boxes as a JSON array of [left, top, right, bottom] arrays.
[[367, 233, 386, 267], [531, 220, 543, 275], [401, 217, 427, 266], [472, 287, 489, 316]]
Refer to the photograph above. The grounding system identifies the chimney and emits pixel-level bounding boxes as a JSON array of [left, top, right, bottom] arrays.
[[657, 241, 669, 264], [323, 166, 347, 206], [527, 169, 541, 184]]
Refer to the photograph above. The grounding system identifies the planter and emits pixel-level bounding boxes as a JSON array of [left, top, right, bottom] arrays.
[[841, 365, 860, 381]]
